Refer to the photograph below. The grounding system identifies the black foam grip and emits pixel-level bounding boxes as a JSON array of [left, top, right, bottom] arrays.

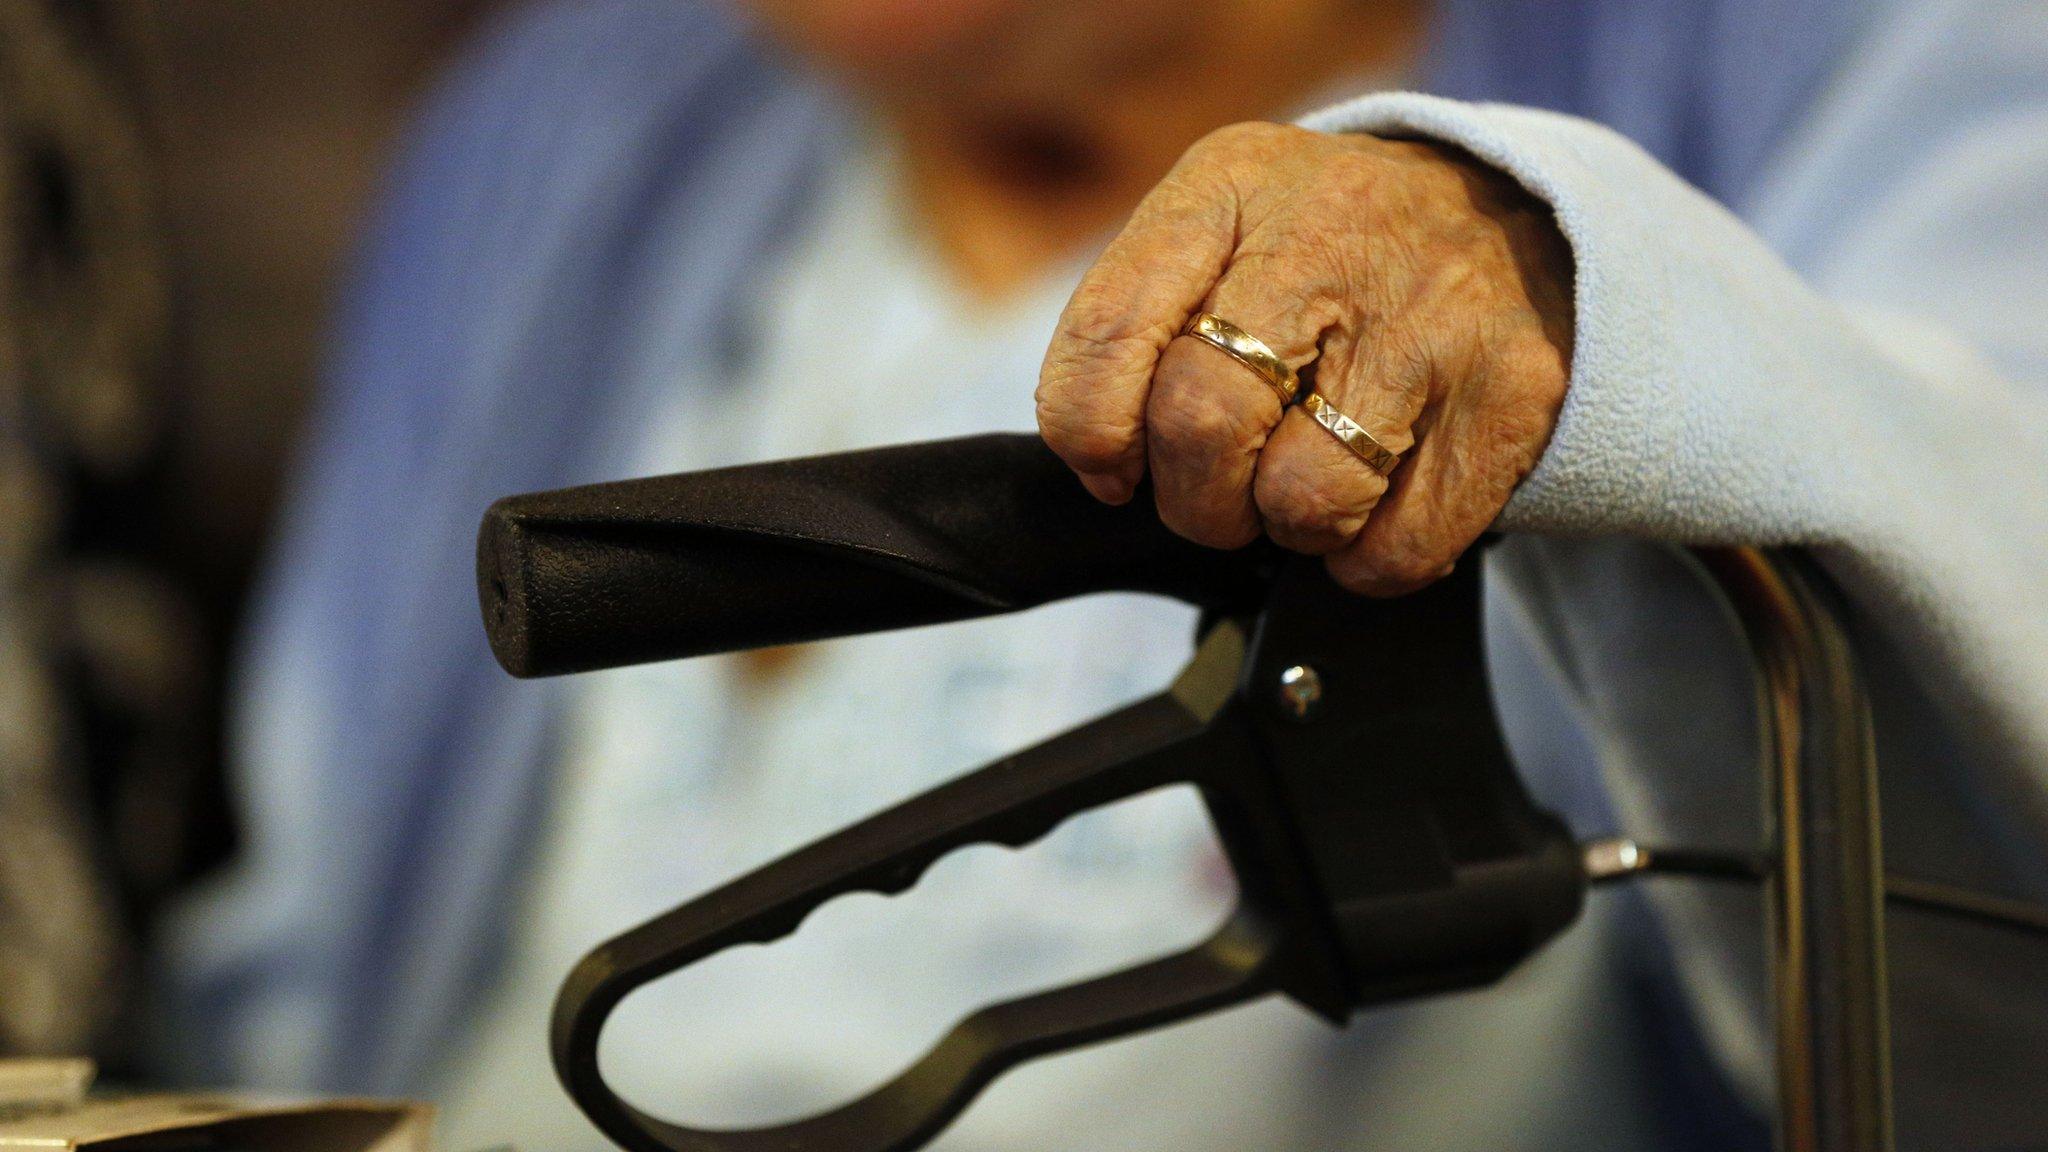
[[478, 434, 1272, 677]]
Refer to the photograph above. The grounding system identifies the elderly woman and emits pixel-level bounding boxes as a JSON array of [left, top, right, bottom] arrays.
[[163, 0, 2047, 1150]]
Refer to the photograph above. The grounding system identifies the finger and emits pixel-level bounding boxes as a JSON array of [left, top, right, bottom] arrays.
[[1252, 412, 1388, 555], [1145, 251, 1337, 547], [1252, 323, 1422, 555], [1143, 336, 1281, 547], [1325, 325, 1564, 595], [1037, 167, 1239, 504]]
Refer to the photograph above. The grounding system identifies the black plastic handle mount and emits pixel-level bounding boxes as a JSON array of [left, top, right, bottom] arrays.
[[481, 435, 1586, 1152]]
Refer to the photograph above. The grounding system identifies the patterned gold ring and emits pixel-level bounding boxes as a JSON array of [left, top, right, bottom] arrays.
[[1180, 312, 1299, 405], [1300, 392, 1402, 476]]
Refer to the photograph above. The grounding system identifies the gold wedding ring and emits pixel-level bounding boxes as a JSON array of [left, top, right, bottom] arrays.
[[1301, 392, 1402, 476], [1181, 312, 1401, 475], [1181, 312, 1298, 405]]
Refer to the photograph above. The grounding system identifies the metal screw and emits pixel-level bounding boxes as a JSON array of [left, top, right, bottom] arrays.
[[1276, 664, 1323, 721]]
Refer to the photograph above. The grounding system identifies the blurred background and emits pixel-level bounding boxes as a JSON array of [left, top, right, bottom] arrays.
[[1, 0, 494, 1072]]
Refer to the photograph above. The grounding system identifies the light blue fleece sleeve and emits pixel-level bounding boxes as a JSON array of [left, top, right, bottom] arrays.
[[1304, 0, 2048, 832]]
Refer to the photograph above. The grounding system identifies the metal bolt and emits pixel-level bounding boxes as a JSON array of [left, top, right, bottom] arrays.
[[1276, 664, 1323, 721], [1581, 837, 1646, 883]]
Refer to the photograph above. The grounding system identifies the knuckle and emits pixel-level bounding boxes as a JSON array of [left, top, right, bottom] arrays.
[[1188, 119, 1289, 158], [1317, 148, 1388, 199], [1375, 547, 1446, 589], [1056, 281, 1156, 354], [1037, 338, 1142, 406], [1259, 457, 1368, 542], [1146, 377, 1252, 458], [1037, 397, 1141, 473], [1499, 327, 1572, 394], [1038, 296, 1172, 474], [1158, 497, 1260, 551], [1371, 541, 1449, 591], [1327, 529, 1449, 596], [1355, 323, 1436, 398], [1181, 122, 1329, 198]]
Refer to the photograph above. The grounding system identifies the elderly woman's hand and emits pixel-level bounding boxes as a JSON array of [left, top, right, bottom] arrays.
[[1037, 122, 1575, 595]]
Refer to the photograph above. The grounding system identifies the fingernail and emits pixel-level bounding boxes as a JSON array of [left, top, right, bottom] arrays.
[[1081, 473, 1136, 505]]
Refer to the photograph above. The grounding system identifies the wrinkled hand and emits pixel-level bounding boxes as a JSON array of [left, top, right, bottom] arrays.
[[1036, 122, 1574, 595]]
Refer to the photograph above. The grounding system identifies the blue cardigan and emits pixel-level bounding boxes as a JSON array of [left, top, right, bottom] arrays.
[[160, 0, 1869, 1097]]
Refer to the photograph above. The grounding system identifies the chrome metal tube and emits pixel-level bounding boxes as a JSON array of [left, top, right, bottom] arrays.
[[1697, 547, 1893, 1152]]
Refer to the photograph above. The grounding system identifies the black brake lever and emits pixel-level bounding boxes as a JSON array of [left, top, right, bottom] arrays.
[[477, 434, 1586, 1152]]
